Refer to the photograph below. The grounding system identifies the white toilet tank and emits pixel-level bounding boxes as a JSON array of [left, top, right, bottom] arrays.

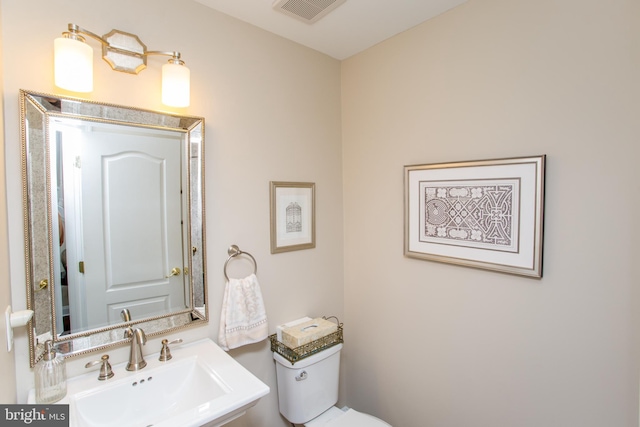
[[273, 343, 343, 424]]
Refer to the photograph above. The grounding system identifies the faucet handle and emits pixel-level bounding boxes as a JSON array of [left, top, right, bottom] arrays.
[[85, 354, 115, 380], [159, 338, 183, 362]]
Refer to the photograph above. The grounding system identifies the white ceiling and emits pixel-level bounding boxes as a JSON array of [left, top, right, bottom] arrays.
[[194, 0, 468, 60]]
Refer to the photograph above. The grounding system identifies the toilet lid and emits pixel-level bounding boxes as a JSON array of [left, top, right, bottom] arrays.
[[325, 409, 391, 427]]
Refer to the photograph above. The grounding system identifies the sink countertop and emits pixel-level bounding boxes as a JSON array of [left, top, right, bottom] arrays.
[[28, 338, 270, 427]]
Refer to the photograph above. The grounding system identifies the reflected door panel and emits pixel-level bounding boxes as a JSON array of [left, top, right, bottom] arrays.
[[76, 124, 185, 328]]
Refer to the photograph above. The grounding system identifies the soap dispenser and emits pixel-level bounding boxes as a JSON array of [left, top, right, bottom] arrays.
[[35, 340, 67, 403]]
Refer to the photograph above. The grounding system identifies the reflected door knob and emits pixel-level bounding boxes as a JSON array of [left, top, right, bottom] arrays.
[[166, 267, 181, 278]]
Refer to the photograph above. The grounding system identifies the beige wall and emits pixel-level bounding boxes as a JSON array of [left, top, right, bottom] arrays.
[[0, 3, 18, 404], [0, 0, 343, 425], [342, 0, 640, 426]]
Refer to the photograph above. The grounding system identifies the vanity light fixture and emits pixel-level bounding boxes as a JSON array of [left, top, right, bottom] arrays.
[[54, 23, 190, 107]]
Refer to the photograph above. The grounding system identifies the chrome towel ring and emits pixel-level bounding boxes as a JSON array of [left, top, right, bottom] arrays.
[[223, 245, 258, 281]]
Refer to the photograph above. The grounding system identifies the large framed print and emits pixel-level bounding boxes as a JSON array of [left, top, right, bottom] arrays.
[[404, 155, 545, 278], [270, 181, 316, 254]]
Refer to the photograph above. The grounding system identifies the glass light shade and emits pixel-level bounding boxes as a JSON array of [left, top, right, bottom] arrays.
[[162, 62, 190, 108], [54, 37, 93, 93]]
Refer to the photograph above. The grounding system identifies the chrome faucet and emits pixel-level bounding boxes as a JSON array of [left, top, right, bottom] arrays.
[[126, 328, 147, 371]]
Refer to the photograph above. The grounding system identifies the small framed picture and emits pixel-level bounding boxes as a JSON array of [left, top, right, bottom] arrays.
[[270, 181, 316, 254], [404, 155, 545, 278]]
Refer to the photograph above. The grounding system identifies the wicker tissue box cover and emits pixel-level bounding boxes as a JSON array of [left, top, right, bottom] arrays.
[[281, 317, 338, 349]]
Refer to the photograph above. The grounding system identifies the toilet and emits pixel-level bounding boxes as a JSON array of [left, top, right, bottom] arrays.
[[273, 343, 391, 426]]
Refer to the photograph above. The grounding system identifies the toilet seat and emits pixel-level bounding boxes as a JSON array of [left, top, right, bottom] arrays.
[[306, 407, 391, 427]]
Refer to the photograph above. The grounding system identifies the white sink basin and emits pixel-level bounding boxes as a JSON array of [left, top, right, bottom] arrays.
[[29, 338, 269, 427]]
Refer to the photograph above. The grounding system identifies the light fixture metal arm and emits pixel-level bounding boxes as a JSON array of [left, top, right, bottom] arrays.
[[146, 51, 180, 58], [66, 23, 109, 46], [147, 51, 185, 65]]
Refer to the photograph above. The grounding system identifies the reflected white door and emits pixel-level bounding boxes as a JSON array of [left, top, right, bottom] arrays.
[[80, 123, 186, 327]]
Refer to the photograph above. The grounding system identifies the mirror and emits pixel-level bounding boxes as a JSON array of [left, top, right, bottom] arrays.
[[20, 90, 208, 366]]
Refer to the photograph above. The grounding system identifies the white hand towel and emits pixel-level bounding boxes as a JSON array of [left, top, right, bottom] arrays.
[[218, 273, 268, 351]]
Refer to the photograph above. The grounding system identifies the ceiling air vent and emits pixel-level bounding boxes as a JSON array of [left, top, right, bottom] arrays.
[[273, 0, 347, 24]]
